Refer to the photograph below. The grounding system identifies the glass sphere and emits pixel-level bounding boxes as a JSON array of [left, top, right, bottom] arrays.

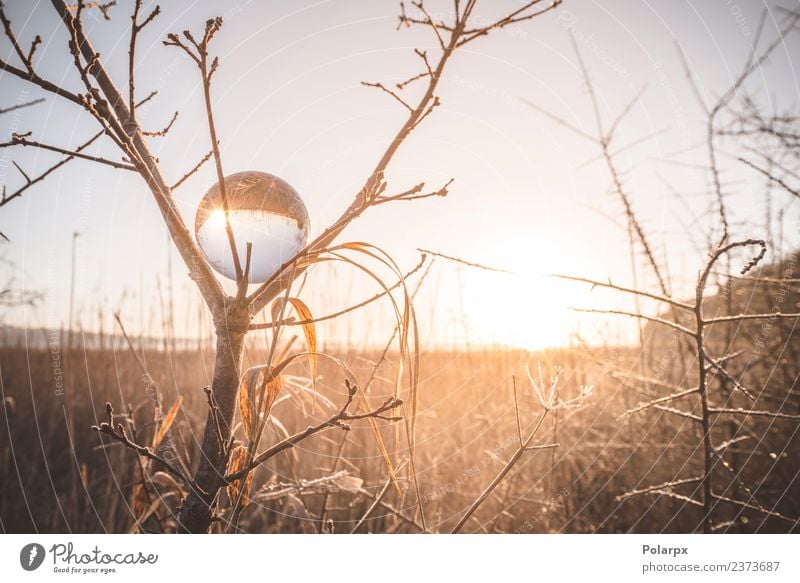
[[195, 171, 310, 283]]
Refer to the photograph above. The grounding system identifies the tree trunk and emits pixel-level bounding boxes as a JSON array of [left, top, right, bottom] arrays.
[[178, 305, 249, 533]]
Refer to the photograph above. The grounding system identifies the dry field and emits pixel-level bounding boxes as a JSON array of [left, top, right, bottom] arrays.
[[2, 293, 798, 534]]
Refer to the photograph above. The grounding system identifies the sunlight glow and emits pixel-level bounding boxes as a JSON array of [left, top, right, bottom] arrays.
[[451, 236, 602, 351]]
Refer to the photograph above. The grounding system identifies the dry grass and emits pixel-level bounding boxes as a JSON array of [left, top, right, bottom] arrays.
[[2, 324, 797, 533]]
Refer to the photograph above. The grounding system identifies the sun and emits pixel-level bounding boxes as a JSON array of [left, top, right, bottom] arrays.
[[206, 208, 229, 228], [457, 270, 575, 350], [448, 236, 602, 351]]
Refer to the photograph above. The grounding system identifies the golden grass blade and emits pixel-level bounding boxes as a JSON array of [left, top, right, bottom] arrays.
[[240, 364, 287, 441], [261, 373, 283, 421], [290, 242, 420, 413], [152, 396, 183, 450], [335, 243, 423, 514], [262, 350, 349, 386], [318, 243, 420, 498], [328, 242, 419, 407], [238, 370, 256, 441], [272, 297, 318, 403], [359, 392, 402, 497], [226, 445, 254, 507], [326, 249, 416, 438]]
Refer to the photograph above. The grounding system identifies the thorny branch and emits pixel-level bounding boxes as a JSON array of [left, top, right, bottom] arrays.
[[566, 230, 799, 532], [417, 247, 509, 273], [676, 9, 800, 246]]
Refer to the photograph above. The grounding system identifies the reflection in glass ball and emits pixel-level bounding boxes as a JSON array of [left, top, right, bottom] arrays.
[[195, 171, 310, 283]]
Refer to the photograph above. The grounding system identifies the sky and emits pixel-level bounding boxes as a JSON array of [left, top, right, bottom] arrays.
[[1, 0, 799, 350]]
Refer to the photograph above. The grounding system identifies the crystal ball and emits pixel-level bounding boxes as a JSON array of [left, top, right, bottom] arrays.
[[195, 171, 310, 283]]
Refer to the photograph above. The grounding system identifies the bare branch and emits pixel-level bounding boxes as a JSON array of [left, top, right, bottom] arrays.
[[50, 0, 225, 310], [709, 408, 800, 421], [451, 367, 578, 534], [615, 477, 703, 502], [569, 307, 695, 336], [225, 380, 403, 483], [451, 405, 553, 533], [0, 97, 44, 115], [605, 85, 647, 140], [457, 0, 563, 47], [92, 403, 194, 487], [653, 405, 702, 423], [376, 178, 453, 204], [165, 17, 244, 291], [397, 49, 433, 89], [141, 110, 177, 138], [703, 351, 756, 400], [552, 274, 693, 311], [170, 150, 213, 191], [738, 157, 800, 199], [712, 494, 797, 524], [617, 388, 699, 420], [521, 98, 598, 143], [417, 247, 508, 273], [362, 81, 413, 111], [0, 134, 136, 171], [0, 91, 166, 209], [704, 311, 800, 325], [129, 1, 162, 121]]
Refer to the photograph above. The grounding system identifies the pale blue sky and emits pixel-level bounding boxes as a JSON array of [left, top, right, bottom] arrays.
[[1, 0, 799, 349]]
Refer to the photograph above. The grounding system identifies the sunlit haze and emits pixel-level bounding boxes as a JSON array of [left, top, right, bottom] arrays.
[[2, 0, 798, 350]]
